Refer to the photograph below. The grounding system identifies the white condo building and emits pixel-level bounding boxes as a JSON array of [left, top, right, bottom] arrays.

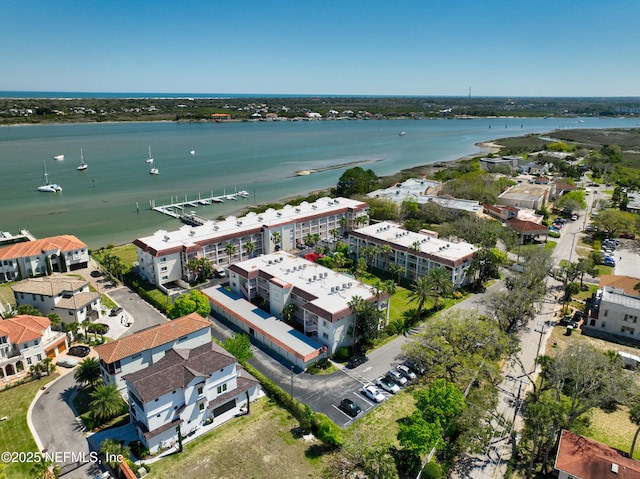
[[134, 197, 368, 290], [348, 221, 477, 288]]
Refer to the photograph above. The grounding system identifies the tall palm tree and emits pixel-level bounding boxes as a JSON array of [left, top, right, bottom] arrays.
[[224, 243, 236, 263], [30, 459, 60, 479], [629, 400, 640, 458], [245, 240, 256, 258], [426, 267, 453, 309], [74, 357, 102, 390], [100, 438, 131, 468], [271, 231, 281, 251], [408, 276, 436, 322], [80, 319, 91, 338], [89, 383, 126, 422]]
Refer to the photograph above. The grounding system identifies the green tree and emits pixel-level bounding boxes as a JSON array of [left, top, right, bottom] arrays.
[[281, 303, 297, 325], [224, 242, 237, 260], [168, 290, 211, 319], [245, 240, 256, 258], [74, 357, 102, 390], [592, 209, 637, 238], [426, 267, 453, 309], [100, 438, 130, 469], [223, 333, 254, 362], [89, 383, 126, 422], [628, 397, 640, 458], [348, 296, 383, 352], [15, 304, 43, 316], [408, 276, 436, 322], [336, 167, 378, 197], [271, 231, 282, 250], [388, 263, 406, 283], [47, 313, 62, 330], [29, 459, 60, 479]]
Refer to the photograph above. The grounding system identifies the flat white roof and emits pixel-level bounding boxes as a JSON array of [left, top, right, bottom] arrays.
[[232, 252, 376, 315], [353, 221, 476, 263], [368, 178, 439, 201], [135, 196, 367, 253], [601, 287, 640, 309], [202, 285, 322, 358]]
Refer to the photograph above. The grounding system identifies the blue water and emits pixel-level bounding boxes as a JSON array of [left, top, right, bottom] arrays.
[[0, 117, 637, 249]]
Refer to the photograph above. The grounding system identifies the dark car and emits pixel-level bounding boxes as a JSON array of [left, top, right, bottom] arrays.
[[68, 345, 90, 357], [346, 354, 368, 369], [109, 307, 123, 316], [404, 359, 426, 376], [339, 398, 362, 417]]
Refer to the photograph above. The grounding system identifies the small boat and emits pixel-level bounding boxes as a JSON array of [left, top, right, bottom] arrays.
[[150, 166, 159, 175], [146, 145, 154, 163], [53, 154, 64, 161], [399, 131, 406, 136], [189, 149, 196, 156], [37, 161, 62, 192], [236, 190, 249, 198], [77, 148, 87, 170]]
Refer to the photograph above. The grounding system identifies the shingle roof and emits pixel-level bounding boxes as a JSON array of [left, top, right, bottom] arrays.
[[507, 218, 549, 234], [124, 342, 237, 402], [0, 315, 50, 344], [555, 429, 640, 479], [11, 277, 88, 296], [599, 275, 640, 297], [0, 235, 86, 260], [94, 313, 211, 363]]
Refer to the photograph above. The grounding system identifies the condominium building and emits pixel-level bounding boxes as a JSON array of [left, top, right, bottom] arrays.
[[133, 197, 368, 290], [205, 251, 388, 364], [0, 235, 89, 283], [348, 221, 477, 287]]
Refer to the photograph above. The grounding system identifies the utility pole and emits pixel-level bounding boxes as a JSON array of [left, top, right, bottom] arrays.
[[290, 365, 294, 399]]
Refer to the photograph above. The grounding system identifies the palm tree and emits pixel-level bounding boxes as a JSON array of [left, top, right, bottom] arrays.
[[339, 216, 349, 233], [74, 357, 102, 390], [388, 263, 406, 283], [426, 267, 453, 309], [281, 303, 297, 325], [40, 357, 55, 376], [100, 438, 131, 468], [65, 321, 80, 340], [408, 276, 436, 322], [224, 243, 236, 263], [330, 228, 340, 242], [271, 231, 281, 251], [80, 319, 91, 338], [89, 383, 126, 422], [47, 313, 62, 330], [30, 458, 60, 479], [333, 252, 346, 270], [245, 240, 256, 258]]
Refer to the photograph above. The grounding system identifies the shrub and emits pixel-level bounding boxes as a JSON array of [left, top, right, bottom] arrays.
[[333, 347, 349, 361]]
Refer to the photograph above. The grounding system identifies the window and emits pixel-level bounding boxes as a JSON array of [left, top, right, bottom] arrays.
[[161, 266, 167, 272], [197, 385, 204, 396], [603, 309, 608, 317], [199, 403, 205, 411], [322, 332, 329, 340], [216, 384, 227, 394], [132, 353, 142, 360], [36, 354, 42, 361], [27, 357, 32, 365]]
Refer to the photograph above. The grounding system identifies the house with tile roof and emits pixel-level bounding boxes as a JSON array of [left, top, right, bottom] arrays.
[[0, 235, 89, 283], [0, 314, 68, 382], [554, 429, 640, 479], [124, 341, 261, 454], [95, 313, 212, 391], [133, 197, 368, 292], [11, 277, 102, 326]]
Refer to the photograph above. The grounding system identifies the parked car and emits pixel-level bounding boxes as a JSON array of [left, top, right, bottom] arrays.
[[403, 359, 426, 376], [346, 354, 368, 369], [68, 345, 90, 357], [339, 398, 362, 417], [376, 376, 400, 394], [620, 233, 635, 239], [397, 364, 417, 381], [362, 384, 385, 403], [570, 214, 578, 221], [386, 369, 408, 386], [109, 307, 123, 316], [603, 257, 616, 267], [56, 357, 78, 368]]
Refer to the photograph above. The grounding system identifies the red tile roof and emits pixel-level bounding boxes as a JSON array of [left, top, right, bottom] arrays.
[[507, 218, 549, 234], [94, 313, 211, 363], [0, 235, 86, 260], [555, 429, 640, 479], [599, 275, 640, 297], [0, 315, 50, 344]]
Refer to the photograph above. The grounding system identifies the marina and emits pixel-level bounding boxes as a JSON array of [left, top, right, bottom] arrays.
[[150, 190, 250, 222]]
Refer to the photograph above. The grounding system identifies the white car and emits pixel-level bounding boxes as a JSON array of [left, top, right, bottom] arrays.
[[362, 384, 385, 403], [397, 364, 417, 381], [386, 369, 408, 386], [376, 376, 400, 394]]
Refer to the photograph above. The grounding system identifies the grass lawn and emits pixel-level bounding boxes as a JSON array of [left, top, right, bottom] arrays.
[[93, 244, 137, 272], [0, 282, 15, 310], [0, 374, 58, 479], [150, 397, 331, 479]]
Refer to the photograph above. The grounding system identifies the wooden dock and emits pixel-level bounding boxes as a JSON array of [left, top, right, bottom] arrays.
[[149, 190, 249, 222]]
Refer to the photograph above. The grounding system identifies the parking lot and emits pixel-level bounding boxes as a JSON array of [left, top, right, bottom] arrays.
[[610, 238, 640, 277]]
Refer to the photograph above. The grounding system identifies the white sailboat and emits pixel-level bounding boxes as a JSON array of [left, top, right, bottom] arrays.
[[150, 162, 159, 175], [37, 161, 62, 192], [53, 154, 64, 161], [77, 148, 87, 170], [189, 142, 195, 156], [146, 145, 154, 163]]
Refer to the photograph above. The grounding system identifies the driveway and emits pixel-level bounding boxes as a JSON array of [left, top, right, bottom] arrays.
[[30, 372, 104, 478], [108, 286, 168, 335]]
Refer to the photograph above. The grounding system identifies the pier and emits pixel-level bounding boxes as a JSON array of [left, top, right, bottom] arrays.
[[149, 189, 249, 222]]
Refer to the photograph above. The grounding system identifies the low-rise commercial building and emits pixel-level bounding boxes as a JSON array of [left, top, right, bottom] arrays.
[[348, 221, 477, 287], [134, 197, 368, 290], [497, 183, 553, 210], [585, 286, 640, 344]]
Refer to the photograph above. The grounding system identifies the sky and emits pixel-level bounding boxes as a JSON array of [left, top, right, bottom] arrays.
[[2, 0, 639, 97]]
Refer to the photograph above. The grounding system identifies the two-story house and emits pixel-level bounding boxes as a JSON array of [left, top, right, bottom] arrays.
[[585, 286, 640, 344], [0, 315, 68, 382], [95, 313, 212, 391], [11, 277, 102, 327], [0, 235, 89, 283], [124, 342, 260, 454]]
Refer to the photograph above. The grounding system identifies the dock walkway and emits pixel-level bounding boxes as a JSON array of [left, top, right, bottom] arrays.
[[150, 190, 249, 222]]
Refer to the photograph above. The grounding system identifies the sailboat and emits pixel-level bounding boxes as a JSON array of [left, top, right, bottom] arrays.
[[37, 161, 62, 192], [77, 148, 87, 171], [53, 154, 64, 161], [149, 161, 159, 175], [146, 145, 154, 163], [189, 142, 195, 156]]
